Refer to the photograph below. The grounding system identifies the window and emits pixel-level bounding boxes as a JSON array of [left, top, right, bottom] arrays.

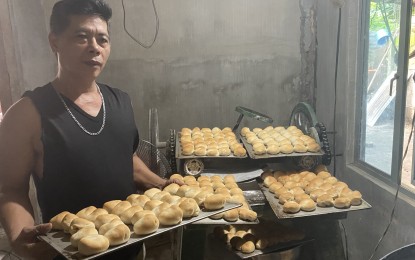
[[359, 0, 414, 189]]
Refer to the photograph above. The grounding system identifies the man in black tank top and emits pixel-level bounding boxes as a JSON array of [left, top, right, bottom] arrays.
[[0, 1, 182, 259]]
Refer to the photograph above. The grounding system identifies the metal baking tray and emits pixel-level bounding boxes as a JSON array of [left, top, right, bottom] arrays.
[[39, 202, 242, 260], [240, 136, 323, 159], [259, 184, 371, 219], [176, 133, 247, 159]]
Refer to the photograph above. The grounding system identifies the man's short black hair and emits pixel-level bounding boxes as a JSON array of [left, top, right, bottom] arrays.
[[50, 0, 112, 35]]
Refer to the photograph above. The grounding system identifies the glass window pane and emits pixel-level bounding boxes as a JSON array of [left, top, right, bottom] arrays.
[[360, 1, 401, 175]]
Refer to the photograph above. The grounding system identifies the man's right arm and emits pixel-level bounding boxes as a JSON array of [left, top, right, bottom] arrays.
[[0, 98, 54, 258]]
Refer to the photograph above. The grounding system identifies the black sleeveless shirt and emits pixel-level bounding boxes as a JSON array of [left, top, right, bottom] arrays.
[[24, 83, 139, 223]]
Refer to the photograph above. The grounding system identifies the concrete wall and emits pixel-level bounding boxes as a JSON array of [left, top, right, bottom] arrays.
[[316, 1, 415, 259], [2, 0, 318, 142]]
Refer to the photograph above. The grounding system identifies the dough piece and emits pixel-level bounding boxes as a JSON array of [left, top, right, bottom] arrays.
[[299, 198, 316, 212], [119, 205, 143, 224], [204, 194, 226, 210], [50, 211, 71, 230], [316, 194, 334, 207], [223, 209, 239, 222], [69, 218, 95, 235], [157, 205, 184, 226], [94, 214, 121, 229], [241, 241, 256, 254], [238, 208, 257, 221], [70, 227, 98, 248], [283, 201, 300, 214], [78, 234, 110, 256], [144, 188, 162, 199], [103, 200, 122, 213], [133, 214, 160, 235], [334, 197, 351, 209], [100, 222, 131, 246]]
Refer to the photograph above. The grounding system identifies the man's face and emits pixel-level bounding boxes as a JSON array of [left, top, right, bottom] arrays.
[[49, 15, 111, 80]]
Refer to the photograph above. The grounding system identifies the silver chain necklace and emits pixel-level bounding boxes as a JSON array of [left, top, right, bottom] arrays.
[[55, 84, 106, 136]]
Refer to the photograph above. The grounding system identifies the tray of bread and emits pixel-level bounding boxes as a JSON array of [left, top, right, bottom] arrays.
[[258, 165, 371, 219], [176, 127, 247, 159], [210, 221, 312, 259], [239, 125, 323, 159], [166, 174, 259, 224], [40, 190, 242, 260]]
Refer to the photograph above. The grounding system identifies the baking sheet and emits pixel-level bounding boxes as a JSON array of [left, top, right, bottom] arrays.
[[240, 136, 323, 159], [259, 184, 371, 219], [176, 133, 247, 159], [39, 202, 242, 260]]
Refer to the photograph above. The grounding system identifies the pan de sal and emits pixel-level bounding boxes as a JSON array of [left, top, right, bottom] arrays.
[[131, 210, 155, 224], [316, 194, 334, 207], [209, 212, 224, 220], [70, 227, 98, 248], [76, 206, 97, 219], [100, 222, 131, 246], [241, 241, 256, 254], [163, 183, 181, 195], [157, 205, 184, 226], [238, 208, 257, 221], [78, 234, 110, 256], [98, 219, 124, 235], [348, 190, 363, 206], [178, 198, 200, 218], [234, 147, 247, 157], [111, 201, 132, 216], [170, 173, 184, 182], [204, 194, 226, 210], [299, 198, 316, 212], [103, 200, 122, 213], [50, 211, 71, 230], [143, 200, 164, 211], [69, 218, 95, 235], [176, 185, 191, 197], [334, 197, 351, 209], [283, 201, 300, 214], [62, 213, 79, 233], [86, 208, 108, 222], [129, 195, 150, 207], [223, 209, 239, 222], [119, 205, 143, 224], [144, 188, 162, 199], [94, 214, 121, 229], [133, 214, 159, 235]]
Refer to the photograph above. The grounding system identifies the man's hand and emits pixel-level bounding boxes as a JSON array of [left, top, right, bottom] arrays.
[[11, 223, 58, 260]]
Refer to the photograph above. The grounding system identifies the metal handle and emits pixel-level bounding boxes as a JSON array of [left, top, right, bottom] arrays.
[[389, 73, 399, 96]]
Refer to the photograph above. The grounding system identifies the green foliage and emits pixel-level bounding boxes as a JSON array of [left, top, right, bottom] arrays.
[[369, 2, 399, 33]]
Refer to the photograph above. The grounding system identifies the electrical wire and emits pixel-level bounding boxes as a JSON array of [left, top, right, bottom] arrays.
[[368, 105, 415, 260], [121, 0, 159, 49]]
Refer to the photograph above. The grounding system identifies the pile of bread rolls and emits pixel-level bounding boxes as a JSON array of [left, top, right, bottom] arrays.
[[212, 221, 305, 254], [165, 173, 257, 222], [261, 165, 363, 214], [240, 125, 320, 155], [180, 127, 247, 157]]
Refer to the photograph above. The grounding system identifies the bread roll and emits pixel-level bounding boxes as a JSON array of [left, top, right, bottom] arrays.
[[307, 142, 320, 152], [241, 241, 256, 254], [223, 175, 236, 183], [70, 227, 98, 248], [119, 205, 143, 224], [170, 173, 184, 182], [299, 198, 316, 212], [334, 197, 351, 209], [263, 176, 277, 187], [76, 206, 97, 219], [176, 185, 191, 197], [293, 144, 307, 153], [144, 188, 162, 199], [87, 208, 109, 222], [274, 187, 289, 199], [193, 191, 212, 206], [143, 200, 164, 211], [194, 147, 207, 156], [69, 218, 95, 235], [280, 144, 294, 154], [152, 191, 171, 201], [279, 192, 295, 204], [157, 205, 183, 226], [151, 202, 171, 216], [94, 214, 121, 229], [131, 210, 155, 224], [111, 201, 132, 216], [317, 171, 331, 179], [78, 234, 109, 256], [230, 187, 243, 196], [103, 200, 122, 213], [268, 182, 284, 193], [182, 145, 194, 156], [62, 213, 79, 233], [100, 222, 131, 246], [223, 209, 239, 222], [50, 211, 70, 230], [238, 208, 257, 221], [185, 187, 202, 198], [283, 201, 300, 214], [133, 214, 159, 235], [98, 219, 124, 235], [234, 147, 247, 157], [209, 212, 224, 220], [163, 183, 180, 195], [179, 198, 200, 218], [295, 193, 311, 203], [129, 195, 150, 207], [348, 190, 362, 206], [316, 194, 334, 207]]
